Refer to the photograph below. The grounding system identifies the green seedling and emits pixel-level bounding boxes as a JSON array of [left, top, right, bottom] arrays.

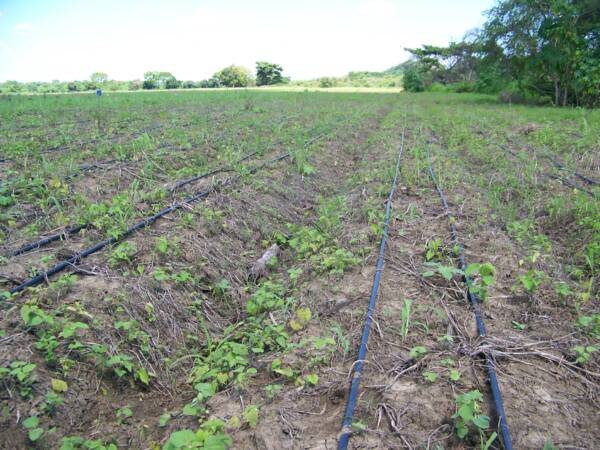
[[400, 299, 411, 342], [574, 345, 597, 364]]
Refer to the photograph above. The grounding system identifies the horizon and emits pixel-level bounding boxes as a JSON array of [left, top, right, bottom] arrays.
[[0, 0, 495, 83]]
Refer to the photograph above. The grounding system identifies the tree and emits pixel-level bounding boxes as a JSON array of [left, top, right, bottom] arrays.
[[90, 72, 108, 85], [481, 0, 600, 106], [406, 41, 481, 86], [143, 78, 157, 90], [1, 80, 22, 93], [402, 0, 600, 106], [165, 78, 181, 89], [129, 79, 142, 91], [143, 71, 179, 89], [213, 65, 252, 87], [255, 61, 284, 86], [199, 78, 220, 88]]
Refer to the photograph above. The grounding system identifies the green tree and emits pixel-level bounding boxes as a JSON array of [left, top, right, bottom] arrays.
[[482, 0, 600, 106], [255, 61, 284, 86], [90, 72, 108, 85], [143, 71, 179, 90], [213, 65, 252, 87]]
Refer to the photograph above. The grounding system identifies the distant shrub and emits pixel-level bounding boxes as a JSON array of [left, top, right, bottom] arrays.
[[318, 77, 336, 88], [129, 80, 142, 91], [165, 78, 181, 89], [452, 81, 477, 93], [402, 67, 424, 92], [428, 82, 450, 93], [498, 86, 552, 106], [199, 78, 220, 88]]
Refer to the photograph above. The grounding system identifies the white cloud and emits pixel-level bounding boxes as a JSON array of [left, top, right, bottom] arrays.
[[14, 22, 35, 35]]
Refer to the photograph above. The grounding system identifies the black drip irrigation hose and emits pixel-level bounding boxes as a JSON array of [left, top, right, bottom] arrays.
[[10, 224, 89, 257], [6, 152, 292, 296], [426, 148, 514, 450], [490, 140, 598, 198], [4, 148, 267, 258], [168, 150, 260, 193], [547, 173, 597, 198], [338, 130, 405, 450], [545, 154, 600, 187], [4, 119, 326, 258]]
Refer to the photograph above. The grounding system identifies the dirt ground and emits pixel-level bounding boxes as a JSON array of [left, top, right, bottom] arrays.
[[1, 92, 599, 449]]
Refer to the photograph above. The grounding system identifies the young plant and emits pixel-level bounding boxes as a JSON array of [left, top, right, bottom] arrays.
[[515, 269, 545, 294], [163, 419, 231, 450], [465, 263, 496, 301], [453, 390, 496, 448], [425, 238, 444, 261], [574, 345, 597, 364], [400, 299, 411, 342]]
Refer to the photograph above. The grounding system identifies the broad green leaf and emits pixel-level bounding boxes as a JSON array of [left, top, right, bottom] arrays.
[[305, 374, 319, 386], [458, 404, 473, 421], [243, 405, 259, 428], [159, 413, 171, 427], [28, 428, 44, 441], [164, 429, 196, 448], [23, 416, 39, 429], [472, 414, 490, 429]]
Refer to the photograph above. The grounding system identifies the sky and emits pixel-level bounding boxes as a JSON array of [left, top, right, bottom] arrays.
[[0, 0, 496, 82]]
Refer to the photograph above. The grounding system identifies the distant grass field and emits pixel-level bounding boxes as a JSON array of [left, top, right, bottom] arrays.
[[0, 91, 598, 449]]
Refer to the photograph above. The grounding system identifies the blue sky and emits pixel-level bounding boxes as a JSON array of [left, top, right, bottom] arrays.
[[0, 0, 496, 82]]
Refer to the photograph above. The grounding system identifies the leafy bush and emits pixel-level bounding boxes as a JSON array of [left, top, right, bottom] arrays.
[[402, 67, 424, 92], [318, 77, 336, 88]]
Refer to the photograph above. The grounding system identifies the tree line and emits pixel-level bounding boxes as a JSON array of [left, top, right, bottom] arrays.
[[402, 0, 600, 107], [0, 62, 287, 94]]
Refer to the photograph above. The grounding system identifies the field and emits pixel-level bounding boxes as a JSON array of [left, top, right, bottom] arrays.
[[0, 90, 599, 449]]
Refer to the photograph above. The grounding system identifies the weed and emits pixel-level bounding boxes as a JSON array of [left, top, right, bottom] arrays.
[[265, 383, 284, 399], [0, 360, 37, 398], [515, 269, 545, 294], [288, 306, 311, 331], [425, 238, 445, 261], [511, 321, 526, 330], [578, 314, 600, 337], [213, 278, 231, 299], [409, 346, 427, 359], [574, 345, 597, 364], [108, 241, 137, 267], [116, 406, 133, 424], [247, 281, 287, 315], [449, 369, 461, 382], [423, 371, 438, 382], [243, 404, 259, 428], [400, 299, 412, 342]]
